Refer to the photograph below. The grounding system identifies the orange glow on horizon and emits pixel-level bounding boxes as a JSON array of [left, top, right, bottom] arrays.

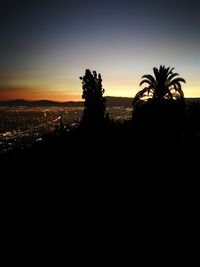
[[0, 83, 199, 102], [0, 86, 82, 102], [0, 94, 82, 102]]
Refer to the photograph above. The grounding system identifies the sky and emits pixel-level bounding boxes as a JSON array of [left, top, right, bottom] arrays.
[[0, 0, 199, 101]]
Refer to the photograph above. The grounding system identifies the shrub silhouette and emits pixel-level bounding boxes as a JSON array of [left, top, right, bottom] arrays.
[[80, 69, 106, 127]]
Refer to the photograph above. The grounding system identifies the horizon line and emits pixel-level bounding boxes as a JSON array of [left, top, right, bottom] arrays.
[[0, 95, 200, 103], [0, 95, 135, 102]]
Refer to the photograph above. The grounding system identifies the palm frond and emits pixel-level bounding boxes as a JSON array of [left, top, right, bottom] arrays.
[[159, 65, 164, 73], [141, 74, 156, 85], [168, 77, 186, 87], [165, 90, 173, 100], [140, 79, 153, 87], [133, 88, 149, 107], [171, 83, 184, 99], [167, 73, 179, 84], [153, 67, 160, 83], [168, 68, 175, 75], [165, 67, 171, 76]]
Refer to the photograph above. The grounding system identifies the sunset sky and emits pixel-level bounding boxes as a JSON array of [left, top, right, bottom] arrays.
[[0, 0, 199, 101]]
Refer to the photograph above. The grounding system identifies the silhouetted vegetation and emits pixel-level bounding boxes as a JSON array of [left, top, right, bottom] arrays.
[[1, 65, 200, 219], [132, 65, 186, 137], [80, 69, 106, 127], [133, 65, 185, 106]]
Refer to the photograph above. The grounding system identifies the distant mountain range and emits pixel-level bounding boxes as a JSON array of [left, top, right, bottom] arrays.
[[0, 99, 83, 107], [0, 96, 199, 108]]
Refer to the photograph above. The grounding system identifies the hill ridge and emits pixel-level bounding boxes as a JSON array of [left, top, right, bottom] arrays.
[[0, 96, 199, 107]]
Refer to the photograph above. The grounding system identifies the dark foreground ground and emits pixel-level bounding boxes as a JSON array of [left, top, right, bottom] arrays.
[[1, 125, 199, 226]]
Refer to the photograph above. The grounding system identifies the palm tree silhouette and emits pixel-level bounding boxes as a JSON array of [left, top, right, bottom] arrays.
[[133, 65, 186, 108]]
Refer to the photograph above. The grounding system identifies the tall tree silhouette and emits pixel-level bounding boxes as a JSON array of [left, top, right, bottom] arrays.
[[80, 69, 106, 127], [133, 65, 185, 109]]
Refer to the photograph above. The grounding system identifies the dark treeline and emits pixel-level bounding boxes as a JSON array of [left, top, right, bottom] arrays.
[[1, 66, 200, 221]]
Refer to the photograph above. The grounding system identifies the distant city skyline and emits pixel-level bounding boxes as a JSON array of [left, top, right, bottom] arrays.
[[0, 0, 199, 101]]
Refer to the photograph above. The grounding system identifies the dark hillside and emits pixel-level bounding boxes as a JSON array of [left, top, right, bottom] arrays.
[[2, 123, 199, 221]]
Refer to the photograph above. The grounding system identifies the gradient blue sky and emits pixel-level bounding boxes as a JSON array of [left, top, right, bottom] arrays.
[[0, 0, 199, 101]]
